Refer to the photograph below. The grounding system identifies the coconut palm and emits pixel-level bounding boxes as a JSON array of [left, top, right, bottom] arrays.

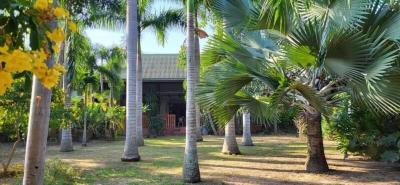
[[121, 0, 141, 162], [182, 0, 201, 182], [200, 0, 400, 173]]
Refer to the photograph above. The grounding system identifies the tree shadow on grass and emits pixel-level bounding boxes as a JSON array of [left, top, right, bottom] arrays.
[[201, 172, 323, 185], [202, 159, 400, 184]]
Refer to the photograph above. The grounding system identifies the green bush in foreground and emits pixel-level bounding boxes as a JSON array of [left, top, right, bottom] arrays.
[[44, 159, 81, 185]]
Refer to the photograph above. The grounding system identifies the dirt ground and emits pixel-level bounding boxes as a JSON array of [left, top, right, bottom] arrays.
[[1, 135, 400, 185]]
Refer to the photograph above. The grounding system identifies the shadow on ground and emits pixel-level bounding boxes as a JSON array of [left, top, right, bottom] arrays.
[[2, 135, 400, 185]]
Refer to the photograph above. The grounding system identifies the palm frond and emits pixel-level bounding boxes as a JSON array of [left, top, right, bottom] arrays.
[[141, 8, 186, 45], [297, 0, 369, 28], [290, 82, 329, 115]]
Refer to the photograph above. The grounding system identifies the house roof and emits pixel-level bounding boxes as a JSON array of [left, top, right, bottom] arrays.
[[121, 54, 186, 81]]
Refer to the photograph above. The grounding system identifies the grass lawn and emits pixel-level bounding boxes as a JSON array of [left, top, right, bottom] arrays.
[[2, 135, 400, 185]]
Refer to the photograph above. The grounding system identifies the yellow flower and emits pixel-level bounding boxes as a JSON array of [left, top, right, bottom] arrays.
[[32, 49, 48, 63], [46, 28, 65, 44], [41, 68, 60, 89], [0, 45, 9, 54], [34, 0, 49, 10], [68, 21, 77, 33], [32, 60, 49, 79], [53, 7, 69, 18], [4, 49, 33, 73], [53, 64, 65, 73], [52, 43, 60, 53], [0, 71, 13, 95]]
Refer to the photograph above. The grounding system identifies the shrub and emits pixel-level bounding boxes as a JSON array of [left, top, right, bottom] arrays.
[[324, 102, 400, 162], [44, 159, 81, 185]]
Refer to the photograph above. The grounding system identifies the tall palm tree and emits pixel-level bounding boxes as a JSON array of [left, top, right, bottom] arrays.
[[137, 3, 185, 146], [60, 41, 74, 152], [104, 47, 126, 107], [182, 0, 201, 182], [121, 0, 140, 162], [23, 1, 58, 184], [98, 46, 111, 93], [242, 110, 253, 146], [200, 0, 400, 173], [93, 0, 185, 146]]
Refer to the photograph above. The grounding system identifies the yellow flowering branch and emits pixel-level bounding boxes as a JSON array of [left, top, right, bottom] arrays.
[[0, 0, 77, 95]]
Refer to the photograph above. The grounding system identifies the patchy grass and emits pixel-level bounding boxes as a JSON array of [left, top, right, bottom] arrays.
[[2, 135, 400, 185]]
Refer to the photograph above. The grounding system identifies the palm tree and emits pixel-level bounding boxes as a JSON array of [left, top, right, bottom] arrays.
[[97, 46, 111, 93], [222, 117, 241, 154], [200, 0, 400, 173], [60, 41, 74, 152], [121, 0, 140, 162], [137, 3, 185, 146], [182, 0, 201, 182], [242, 110, 253, 146], [23, 1, 58, 183], [104, 47, 126, 108], [93, 0, 185, 146]]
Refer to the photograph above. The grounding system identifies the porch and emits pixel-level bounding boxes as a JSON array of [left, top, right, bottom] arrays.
[[142, 114, 186, 136]]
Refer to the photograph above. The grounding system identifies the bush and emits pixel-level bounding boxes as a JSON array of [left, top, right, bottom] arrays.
[[44, 159, 81, 185], [324, 101, 400, 162]]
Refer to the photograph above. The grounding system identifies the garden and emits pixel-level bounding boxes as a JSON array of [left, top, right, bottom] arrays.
[[1, 0, 400, 185]]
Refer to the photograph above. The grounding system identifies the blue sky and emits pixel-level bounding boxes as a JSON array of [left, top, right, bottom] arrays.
[[84, 2, 212, 54]]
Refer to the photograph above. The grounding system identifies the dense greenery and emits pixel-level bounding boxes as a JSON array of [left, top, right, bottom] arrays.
[[325, 104, 400, 162]]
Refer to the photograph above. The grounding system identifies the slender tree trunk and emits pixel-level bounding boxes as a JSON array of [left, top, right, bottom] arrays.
[[109, 83, 113, 107], [136, 28, 144, 146], [82, 88, 88, 146], [183, 1, 201, 182], [60, 90, 74, 151], [207, 113, 218, 136], [194, 11, 203, 142], [60, 42, 74, 151], [222, 117, 241, 155], [273, 122, 278, 134], [100, 59, 104, 93], [22, 4, 57, 183], [122, 0, 140, 162], [242, 111, 254, 146], [2, 135, 20, 173], [305, 111, 329, 172]]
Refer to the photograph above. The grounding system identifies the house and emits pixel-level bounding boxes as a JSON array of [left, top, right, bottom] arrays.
[[119, 54, 263, 136], [120, 54, 187, 136]]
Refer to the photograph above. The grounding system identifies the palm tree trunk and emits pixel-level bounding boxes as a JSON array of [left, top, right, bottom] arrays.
[[60, 41, 74, 152], [182, 0, 201, 182], [136, 27, 144, 146], [222, 117, 241, 155], [207, 113, 218, 136], [82, 88, 88, 147], [194, 11, 203, 142], [242, 111, 254, 146], [305, 111, 329, 172], [273, 122, 278, 134], [22, 4, 57, 183], [60, 90, 74, 151], [121, 0, 140, 162], [109, 83, 113, 107], [100, 59, 104, 93]]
